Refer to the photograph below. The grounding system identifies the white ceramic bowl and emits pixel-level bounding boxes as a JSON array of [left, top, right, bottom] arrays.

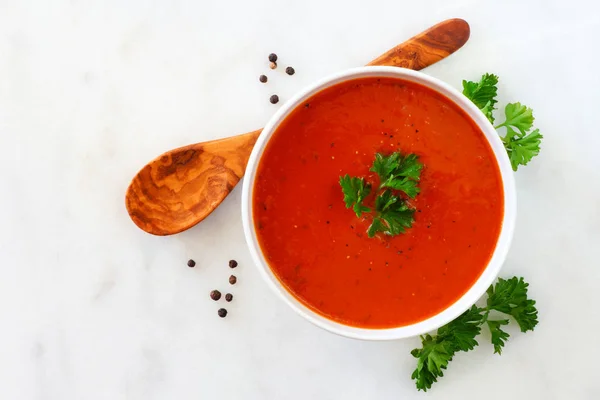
[[241, 66, 516, 341]]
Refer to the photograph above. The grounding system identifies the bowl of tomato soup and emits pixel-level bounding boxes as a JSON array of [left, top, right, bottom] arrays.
[[242, 67, 516, 340]]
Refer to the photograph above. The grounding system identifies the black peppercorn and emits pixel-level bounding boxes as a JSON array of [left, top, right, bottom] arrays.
[[225, 293, 233, 302], [269, 95, 279, 104], [269, 61, 277, 70], [285, 66, 295, 75], [229, 275, 237, 285], [187, 259, 196, 268], [210, 290, 221, 301], [229, 260, 238, 269], [268, 53, 278, 62], [218, 308, 228, 318], [259, 74, 268, 83]]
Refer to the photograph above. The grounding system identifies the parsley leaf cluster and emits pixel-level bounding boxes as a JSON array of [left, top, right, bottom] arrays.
[[339, 151, 422, 238], [462, 74, 543, 171], [411, 277, 539, 391]]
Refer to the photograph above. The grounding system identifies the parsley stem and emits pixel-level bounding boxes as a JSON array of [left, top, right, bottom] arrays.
[[481, 308, 490, 324]]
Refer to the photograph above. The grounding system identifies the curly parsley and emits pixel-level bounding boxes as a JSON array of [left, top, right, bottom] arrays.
[[411, 277, 539, 391], [462, 74, 543, 171], [339, 151, 422, 238]]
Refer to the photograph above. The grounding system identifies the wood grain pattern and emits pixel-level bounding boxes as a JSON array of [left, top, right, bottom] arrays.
[[126, 19, 470, 235], [126, 130, 260, 235], [367, 19, 470, 69]]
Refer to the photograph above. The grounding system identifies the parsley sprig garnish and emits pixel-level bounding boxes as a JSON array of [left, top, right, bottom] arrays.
[[411, 277, 539, 391], [340, 151, 422, 238], [462, 74, 543, 171]]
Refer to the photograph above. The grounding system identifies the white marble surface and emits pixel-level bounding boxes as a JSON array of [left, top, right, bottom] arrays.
[[1, 1, 599, 399]]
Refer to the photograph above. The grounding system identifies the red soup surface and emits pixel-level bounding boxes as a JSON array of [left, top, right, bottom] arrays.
[[253, 77, 503, 328]]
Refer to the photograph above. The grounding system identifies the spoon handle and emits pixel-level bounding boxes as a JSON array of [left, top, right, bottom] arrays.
[[126, 19, 470, 236], [367, 18, 470, 69]]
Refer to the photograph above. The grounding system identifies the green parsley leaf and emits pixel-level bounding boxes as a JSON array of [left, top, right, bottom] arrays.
[[497, 102, 534, 134], [410, 305, 484, 391], [503, 128, 543, 171], [370, 152, 400, 179], [379, 203, 415, 236], [339, 175, 371, 217], [367, 190, 415, 237], [436, 305, 483, 352], [495, 102, 542, 171], [487, 319, 510, 354], [480, 100, 495, 124], [411, 334, 453, 392], [486, 277, 539, 333], [462, 73, 499, 123], [395, 153, 423, 180], [366, 217, 386, 238], [371, 152, 423, 198], [374, 188, 398, 211], [380, 176, 419, 198]]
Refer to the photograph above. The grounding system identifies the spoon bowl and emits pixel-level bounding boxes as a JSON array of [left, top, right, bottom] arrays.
[[126, 130, 260, 235]]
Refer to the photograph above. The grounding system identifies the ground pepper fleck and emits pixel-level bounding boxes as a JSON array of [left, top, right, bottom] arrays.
[[210, 290, 221, 301], [187, 259, 196, 268], [218, 308, 228, 318]]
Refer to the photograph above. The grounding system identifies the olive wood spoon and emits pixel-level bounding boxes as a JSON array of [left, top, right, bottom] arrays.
[[126, 18, 470, 235]]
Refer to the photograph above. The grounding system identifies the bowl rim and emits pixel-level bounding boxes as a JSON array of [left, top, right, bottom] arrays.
[[241, 66, 517, 341]]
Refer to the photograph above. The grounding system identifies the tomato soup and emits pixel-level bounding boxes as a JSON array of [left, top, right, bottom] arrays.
[[252, 77, 503, 328]]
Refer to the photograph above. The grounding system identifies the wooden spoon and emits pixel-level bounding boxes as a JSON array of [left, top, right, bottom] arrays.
[[126, 18, 470, 236]]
